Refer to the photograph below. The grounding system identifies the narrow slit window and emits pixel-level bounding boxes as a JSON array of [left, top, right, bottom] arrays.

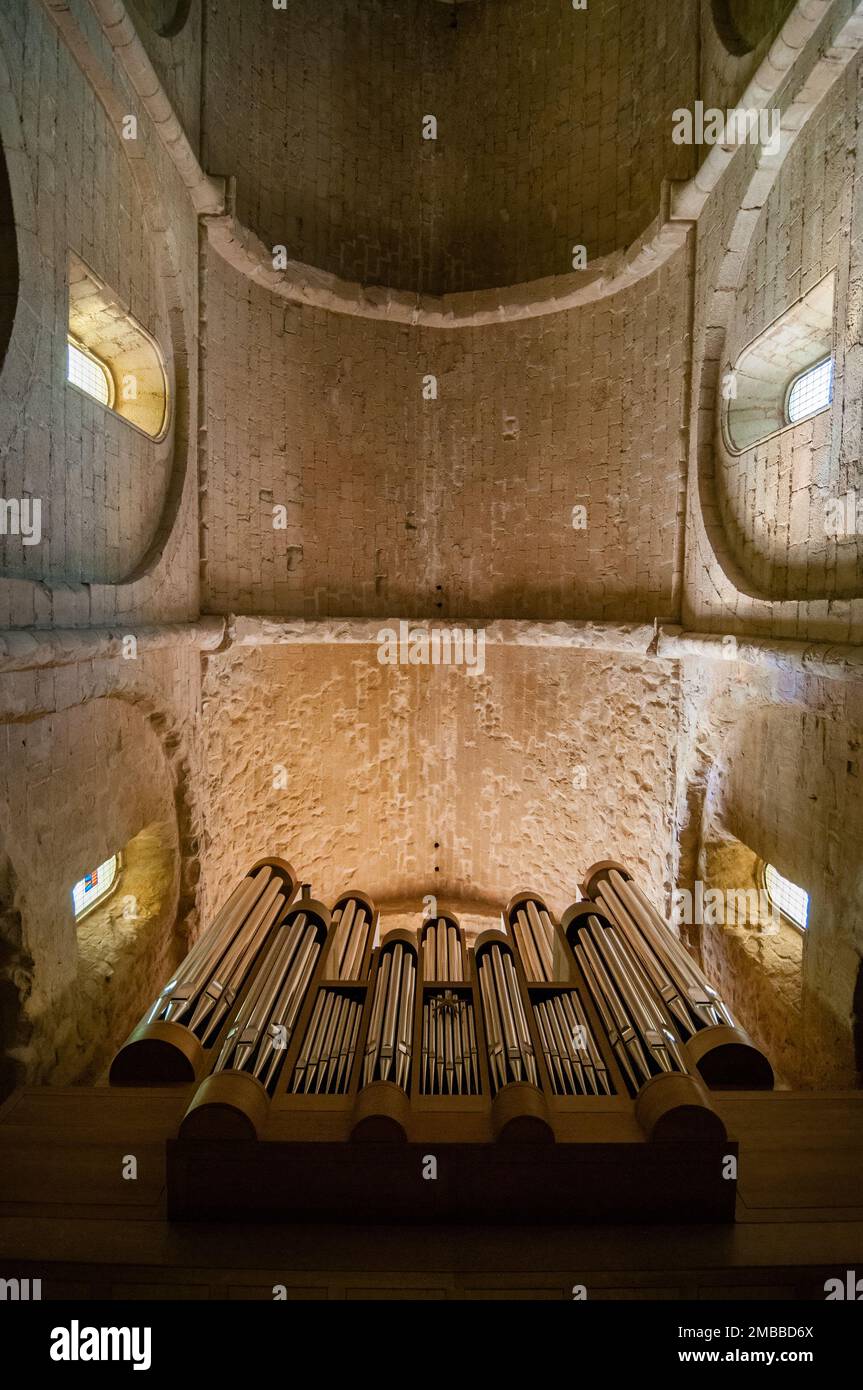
[[72, 854, 120, 921], [763, 863, 809, 931], [67, 339, 113, 408], [786, 356, 833, 425]]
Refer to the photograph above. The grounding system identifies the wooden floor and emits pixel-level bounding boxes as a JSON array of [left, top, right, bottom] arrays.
[[1, 1085, 862, 1299]]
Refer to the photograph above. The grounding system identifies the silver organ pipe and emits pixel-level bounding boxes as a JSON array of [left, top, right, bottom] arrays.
[[110, 859, 298, 1082], [477, 942, 538, 1092], [566, 907, 687, 1094], [212, 901, 326, 1093], [594, 869, 735, 1032], [362, 940, 417, 1090], [328, 894, 374, 981]]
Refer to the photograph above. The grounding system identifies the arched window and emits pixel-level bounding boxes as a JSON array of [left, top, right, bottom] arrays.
[[762, 862, 809, 931], [786, 355, 833, 425], [72, 854, 121, 921], [723, 272, 835, 453], [67, 338, 113, 408], [66, 252, 169, 440]]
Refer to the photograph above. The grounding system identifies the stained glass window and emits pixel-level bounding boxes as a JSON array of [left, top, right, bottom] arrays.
[[72, 855, 120, 920]]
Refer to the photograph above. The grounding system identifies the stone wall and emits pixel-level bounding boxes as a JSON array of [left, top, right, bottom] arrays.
[[197, 642, 679, 931], [676, 653, 863, 1088], [0, 689, 188, 1090], [715, 60, 863, 602], [201, 244, 690, 621], [0, 0, 201, 627]]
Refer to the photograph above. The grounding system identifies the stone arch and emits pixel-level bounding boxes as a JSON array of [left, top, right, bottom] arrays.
[[690, 7, 863, 621], [682, 676, 863, 1089], [0, 692, 200, 1086], [0, 118, 18, 373], [0, 6, 193, 599]]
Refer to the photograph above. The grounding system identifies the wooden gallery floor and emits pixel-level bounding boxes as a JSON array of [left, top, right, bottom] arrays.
[[0, 1086, 861, 1300]]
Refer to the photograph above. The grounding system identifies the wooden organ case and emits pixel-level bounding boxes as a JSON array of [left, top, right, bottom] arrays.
[[109, 858, 773, 1224]]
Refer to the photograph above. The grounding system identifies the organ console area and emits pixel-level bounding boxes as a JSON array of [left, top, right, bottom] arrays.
[[109, 857, 774, 1224]]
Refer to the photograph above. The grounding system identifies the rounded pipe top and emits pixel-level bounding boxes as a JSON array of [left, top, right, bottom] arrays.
[[420, 910, 462, 937], [503, 889, 553, 923], [472, 927, 513, 957], [379, 925, 419, 954], [580, 858, 632, 901], [331, 888, 376, 919], [284, 896, 331, 934], [560, 900, 614, 944], [247, 856, 298, 895]]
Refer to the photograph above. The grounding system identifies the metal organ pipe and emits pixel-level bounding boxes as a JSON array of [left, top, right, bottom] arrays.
[[110, 859, 298, 1083], [213, 901, 325, 1090]]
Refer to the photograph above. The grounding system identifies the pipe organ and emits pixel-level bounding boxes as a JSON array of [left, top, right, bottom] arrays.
[[111, 857, 773, 1222]]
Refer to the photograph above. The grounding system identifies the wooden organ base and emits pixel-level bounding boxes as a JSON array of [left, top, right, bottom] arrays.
[[167, 1102, 737, 1224]]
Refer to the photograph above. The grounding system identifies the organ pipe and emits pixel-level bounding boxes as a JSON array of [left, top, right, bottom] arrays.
[[328, 892, 375, 981], [212, 899, 325, 1093], [110, 858, 298, 1083], [571, 860, 774, 1090], [477, 941, 538, 1092], [422, 991, 480, 1095], [362, 940, 416, 1090], [591, 869, 735, 1033], [421, 915, 464, 981], [565, 907, 687, 1094]]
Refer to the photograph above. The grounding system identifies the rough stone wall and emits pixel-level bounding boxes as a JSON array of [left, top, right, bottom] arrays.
[[203, 0, 697, 294], [197, 642, 679, 931], [0, 692, 183, 1088], [0, 0, 206, 1091], [0, 0, 201, 626], [201, 245, 690, 621], [715, 59, 863, 602], [675, 654, 863, 1088]]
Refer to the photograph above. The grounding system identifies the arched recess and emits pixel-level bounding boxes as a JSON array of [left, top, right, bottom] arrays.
[[694, 696, 862, 1089], [691, 5, 863, 620], [0, 697, 194, 1089], [0, 122, 18, 371], [0, 22, 44, 449], [0, 6, 193, 602]]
